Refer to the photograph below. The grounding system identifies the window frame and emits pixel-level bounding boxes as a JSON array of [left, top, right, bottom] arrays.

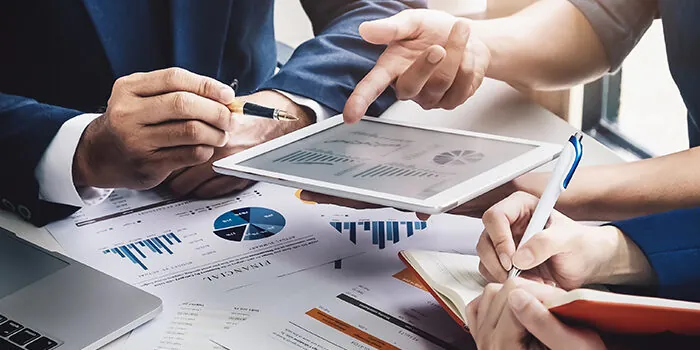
[[582, 70, 655, 159]]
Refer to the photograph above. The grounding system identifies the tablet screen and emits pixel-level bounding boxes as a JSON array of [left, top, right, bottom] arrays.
[[240, 119, 536, 199]]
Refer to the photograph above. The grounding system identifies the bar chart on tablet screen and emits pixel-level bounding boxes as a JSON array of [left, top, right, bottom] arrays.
[[272, 149, 357, 165]]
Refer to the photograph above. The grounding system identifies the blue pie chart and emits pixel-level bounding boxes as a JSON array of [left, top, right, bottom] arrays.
[[213, 207, 286, 242]]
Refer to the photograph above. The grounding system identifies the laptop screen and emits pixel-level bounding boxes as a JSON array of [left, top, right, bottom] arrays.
[[0, 229, 69, 299]]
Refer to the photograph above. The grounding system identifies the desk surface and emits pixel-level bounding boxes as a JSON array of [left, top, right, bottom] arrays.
[[0, 79, 623, 349]]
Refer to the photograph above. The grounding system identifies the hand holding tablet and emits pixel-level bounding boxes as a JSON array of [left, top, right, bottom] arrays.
[[213, 116, 562, 214], [296, 186, 515, 221]]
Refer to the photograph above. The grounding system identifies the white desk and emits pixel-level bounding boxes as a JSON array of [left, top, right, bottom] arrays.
[[0, 79, 623, 349]]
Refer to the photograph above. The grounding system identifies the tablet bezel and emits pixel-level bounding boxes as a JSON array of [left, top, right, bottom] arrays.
[[213, 116, 561, 214]]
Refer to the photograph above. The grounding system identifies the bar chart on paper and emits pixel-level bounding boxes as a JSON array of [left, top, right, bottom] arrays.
[[330, 220, 427, 249], [102, 233, 182, 271]]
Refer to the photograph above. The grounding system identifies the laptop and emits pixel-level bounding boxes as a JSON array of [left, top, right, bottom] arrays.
[[0, 227, 162, 350]]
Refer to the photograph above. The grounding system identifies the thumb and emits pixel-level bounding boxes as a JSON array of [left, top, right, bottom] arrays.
[[508, 289, 604, 349], [512, 227, 571, 270], [359, 11, 420, 44]]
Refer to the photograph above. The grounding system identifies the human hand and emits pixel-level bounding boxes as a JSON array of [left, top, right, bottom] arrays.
[[476, 191, 627, 289], [73, 67, 235, 190], [298, 191, 431, 220], [298, 176, 521, 220], [344, 9, 491, 123], [466, 278, 605, 350], [167, 90, 313, 198]]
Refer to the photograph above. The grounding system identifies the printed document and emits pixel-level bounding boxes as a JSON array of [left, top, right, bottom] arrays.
[[212, 215, 483, 350], [45, 183, 360, 301]]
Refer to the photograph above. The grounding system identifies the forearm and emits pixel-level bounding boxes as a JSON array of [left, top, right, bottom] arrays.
[[470, 0, 609, 90], [588, 226, 656, 286], [515, 147, 700, 221]]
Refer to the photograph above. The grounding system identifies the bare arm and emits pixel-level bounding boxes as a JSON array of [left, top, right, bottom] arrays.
[[472, 1, 682, 221], [514, 147, 700, 221], [342, 0, 613, 121], [472, 0, 610, 91]]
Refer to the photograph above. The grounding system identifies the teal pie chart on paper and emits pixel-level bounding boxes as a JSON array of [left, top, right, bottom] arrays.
[[213, 207, 286, 242]]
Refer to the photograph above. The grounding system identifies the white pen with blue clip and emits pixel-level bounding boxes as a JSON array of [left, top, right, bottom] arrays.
[[508, 131, 584, 279]]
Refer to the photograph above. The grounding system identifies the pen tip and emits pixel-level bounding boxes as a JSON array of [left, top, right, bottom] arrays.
[[274, 110, 300, 122]]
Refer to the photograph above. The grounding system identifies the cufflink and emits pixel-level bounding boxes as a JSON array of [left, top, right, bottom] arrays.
[[2, 198, 15, 213], [18, 205, 31, 221]]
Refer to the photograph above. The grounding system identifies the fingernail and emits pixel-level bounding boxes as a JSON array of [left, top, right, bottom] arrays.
[[498, 253, 512, 271], [458, 20, 470, 37], [513, 249, 534, 269], [220, 86, 235, 103], [508, 289, 531, 311], [344, 101, 363, 124], [427, 49, 444, 64], [221, 131, 230, 146]]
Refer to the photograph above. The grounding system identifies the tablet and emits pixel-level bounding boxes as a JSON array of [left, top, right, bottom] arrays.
[[213, 116, 561, 214]]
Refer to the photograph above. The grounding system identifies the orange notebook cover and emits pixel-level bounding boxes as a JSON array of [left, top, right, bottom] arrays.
[[549, 297, 700, 335], [399, 250, 700, 336]]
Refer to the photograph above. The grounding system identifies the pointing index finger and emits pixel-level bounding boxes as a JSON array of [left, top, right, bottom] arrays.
[[343, 63, 396, 123]]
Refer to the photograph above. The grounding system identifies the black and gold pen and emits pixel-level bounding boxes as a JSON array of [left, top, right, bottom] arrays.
[[226, 99, 299, 121], [226, 78, 299, 121]]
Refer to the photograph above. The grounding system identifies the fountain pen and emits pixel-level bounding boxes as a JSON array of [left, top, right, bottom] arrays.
[[226, 99, 299, 121]]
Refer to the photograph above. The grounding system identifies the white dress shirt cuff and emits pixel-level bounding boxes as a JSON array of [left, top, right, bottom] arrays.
[[35, 113, 113, 207], [273, 90, 334, 122]]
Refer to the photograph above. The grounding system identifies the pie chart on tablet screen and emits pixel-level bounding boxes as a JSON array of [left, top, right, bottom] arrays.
[[213, 207, 286, 242], [433, 150, 484, 165]]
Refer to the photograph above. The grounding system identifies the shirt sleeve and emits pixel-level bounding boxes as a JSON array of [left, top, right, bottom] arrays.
[[258, 0, 426, 116], [274, 90, 335, 121], [568, 0, 658, 71], [34, 113, 113, 207], [609, 207, 700, 302]]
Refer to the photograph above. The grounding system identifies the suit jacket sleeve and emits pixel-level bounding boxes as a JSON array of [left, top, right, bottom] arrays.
[[257, 0, 427, 116], [610, 207, 700, 302], [0, 93, 82, 226]]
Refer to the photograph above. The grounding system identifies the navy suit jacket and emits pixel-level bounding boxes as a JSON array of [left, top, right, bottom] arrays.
[[0, 0, 424, 226], [612, 207, 700, 302]]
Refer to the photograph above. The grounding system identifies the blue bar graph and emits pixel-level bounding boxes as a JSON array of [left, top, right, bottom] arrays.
[[103, 233, 182, 271], [329, 220, 427, 249], [391, 222, 399, 243]]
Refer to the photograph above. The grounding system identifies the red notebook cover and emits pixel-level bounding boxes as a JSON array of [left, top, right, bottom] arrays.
[[550, 300, 700, 335], [399, 252, 700, 336]]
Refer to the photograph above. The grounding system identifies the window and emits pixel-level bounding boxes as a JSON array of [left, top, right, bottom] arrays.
[[582, 21, 688, 159]]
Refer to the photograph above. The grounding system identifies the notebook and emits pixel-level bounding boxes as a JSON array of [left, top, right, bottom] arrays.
[[399, 250, 700, 335]]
